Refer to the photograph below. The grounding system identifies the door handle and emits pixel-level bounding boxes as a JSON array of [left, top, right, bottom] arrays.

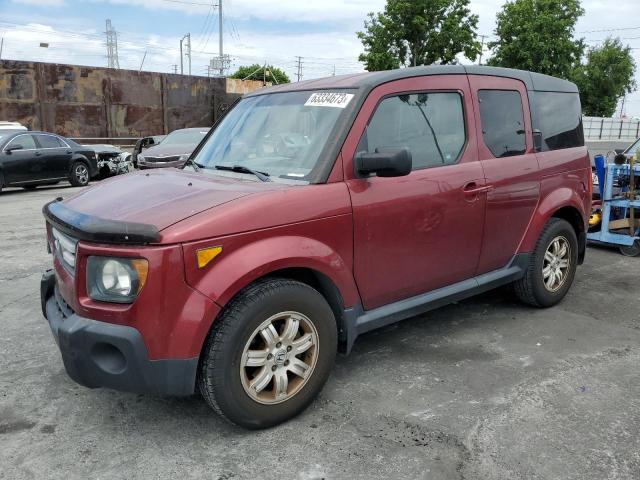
[[463, 182, 493, 195], [66, 151, 72, 154], [34, 152, 42, 156]]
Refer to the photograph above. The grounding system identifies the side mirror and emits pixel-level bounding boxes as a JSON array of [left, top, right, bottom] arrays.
[[5, 144, 23, 153], [354, 147, 412, 178]]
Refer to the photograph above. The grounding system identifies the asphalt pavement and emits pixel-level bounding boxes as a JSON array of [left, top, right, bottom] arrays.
[[1, 183, 638, 480]]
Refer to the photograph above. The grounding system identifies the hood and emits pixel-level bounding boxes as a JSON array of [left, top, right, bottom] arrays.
[[60, 169, 286, 233], [82, 144, 122, 154], [142, 143, 196, 157]]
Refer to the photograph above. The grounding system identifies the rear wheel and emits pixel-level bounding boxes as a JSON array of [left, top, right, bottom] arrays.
[[514, 218, 578, 307], [69, 161, 90, 187], [198, 278, 337, 429]]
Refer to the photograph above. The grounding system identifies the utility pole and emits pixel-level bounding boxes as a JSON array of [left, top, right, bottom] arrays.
[[187, 33, 191, 75], [478, 35, 486, 66], [105, 19, 120, 69], [295, 56, 303, 82], [171, 64, 178, 74], [332, 64, 336, 76], [620, 95, 627, 118], [180, 34, 191, 75], [218, 0, 224, 76], [139, 50, 147, 72], [0, 37, 4, 61]]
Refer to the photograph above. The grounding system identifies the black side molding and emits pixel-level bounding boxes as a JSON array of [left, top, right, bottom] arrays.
[[43, 199, 160, 244], [341, 253, 530, 353]]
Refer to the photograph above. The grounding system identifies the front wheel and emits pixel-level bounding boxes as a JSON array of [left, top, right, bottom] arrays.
[[69, 161, 90, 187], [198, 278, 337, 429], [514, 218, 578, 307]]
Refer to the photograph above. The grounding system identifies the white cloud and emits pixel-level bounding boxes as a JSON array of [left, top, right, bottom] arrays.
[[1, 0, 639, 116], [9, 0, 67, 6]]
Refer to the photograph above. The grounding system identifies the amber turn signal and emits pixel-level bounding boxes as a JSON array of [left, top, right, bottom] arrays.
[[196, 246, 223, 269]]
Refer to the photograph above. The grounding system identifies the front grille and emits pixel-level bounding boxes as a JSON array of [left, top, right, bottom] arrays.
[[51, 227, 78, 273], [144, 155, 180, 163]]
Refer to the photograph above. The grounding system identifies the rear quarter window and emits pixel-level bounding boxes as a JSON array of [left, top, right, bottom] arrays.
[[533, 92, 584, 151]]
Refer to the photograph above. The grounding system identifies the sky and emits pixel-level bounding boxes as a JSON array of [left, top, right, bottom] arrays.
[[1, 0, 639, 117]]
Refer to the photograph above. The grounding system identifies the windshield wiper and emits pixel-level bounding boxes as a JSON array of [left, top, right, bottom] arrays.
[[183, 158, 203, 172], [214, 164, 271, 182]]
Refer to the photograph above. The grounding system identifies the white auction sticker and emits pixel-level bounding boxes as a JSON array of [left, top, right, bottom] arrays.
[[305, 92, 354, 108]]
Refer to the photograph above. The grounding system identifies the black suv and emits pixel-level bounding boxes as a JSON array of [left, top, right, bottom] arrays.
[[0, 131, 99, 192]]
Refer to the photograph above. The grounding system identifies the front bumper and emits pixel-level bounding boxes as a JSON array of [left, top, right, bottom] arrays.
[[41, 270, 198, 396]]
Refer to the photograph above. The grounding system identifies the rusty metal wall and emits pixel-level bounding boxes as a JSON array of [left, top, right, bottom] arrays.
[[0, 60, 266, 138]]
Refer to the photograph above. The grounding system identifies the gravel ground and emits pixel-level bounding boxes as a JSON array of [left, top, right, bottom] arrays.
[[1, 183, 639, 480]]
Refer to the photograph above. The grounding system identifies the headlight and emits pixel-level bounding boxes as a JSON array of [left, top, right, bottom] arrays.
[[137, 154, 145, 162], [87, 256, 148, 303], [179, 154, 189, 161]]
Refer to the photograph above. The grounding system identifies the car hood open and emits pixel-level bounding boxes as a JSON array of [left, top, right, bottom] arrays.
[[55, 169, 286, 237]]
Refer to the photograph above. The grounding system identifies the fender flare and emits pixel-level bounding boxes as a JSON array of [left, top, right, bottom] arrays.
[[518, 186, 587, 254], [183, 235, 360, 312]]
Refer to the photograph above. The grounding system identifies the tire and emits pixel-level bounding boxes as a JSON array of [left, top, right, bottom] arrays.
[[514, 218, 578, 308], [69, 161, 90, 187], [620, 241, 640, 257], [198, 278, 337, 429]]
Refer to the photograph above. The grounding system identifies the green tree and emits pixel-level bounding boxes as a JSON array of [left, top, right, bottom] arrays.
[[572, 38, 637, 117], [357, 0, 481, 72], [229, 64, 290, 84], [487, 0, 584, 79]]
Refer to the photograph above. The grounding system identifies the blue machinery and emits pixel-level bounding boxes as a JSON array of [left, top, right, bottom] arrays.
[[587, 154, 640, 256]]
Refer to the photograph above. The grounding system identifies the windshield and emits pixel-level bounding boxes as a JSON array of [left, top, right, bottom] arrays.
[[625, 137, 640, 156], [192, 90, 354, 181], [163, 128, 209, 146]]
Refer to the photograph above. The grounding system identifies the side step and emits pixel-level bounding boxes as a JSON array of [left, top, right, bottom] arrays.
[[341, 253, 530, 353]]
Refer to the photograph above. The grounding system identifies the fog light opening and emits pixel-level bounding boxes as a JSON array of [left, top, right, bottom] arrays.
[[91, 342, 127, 374]]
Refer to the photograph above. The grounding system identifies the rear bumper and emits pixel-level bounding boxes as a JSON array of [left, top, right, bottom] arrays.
[[41, 270, 198, 396]]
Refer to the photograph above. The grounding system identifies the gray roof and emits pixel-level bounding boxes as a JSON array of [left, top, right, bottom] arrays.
[[246, 65, 578, 97]]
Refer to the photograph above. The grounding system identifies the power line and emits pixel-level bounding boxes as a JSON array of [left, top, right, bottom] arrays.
[[578, 26, 640, 34], [585, 35, 640, 42]]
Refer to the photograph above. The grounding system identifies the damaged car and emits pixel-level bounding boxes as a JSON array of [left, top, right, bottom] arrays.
[[137, 127, 208, 169], [132, 135, 165, 168], [82, 144, 134, 178]]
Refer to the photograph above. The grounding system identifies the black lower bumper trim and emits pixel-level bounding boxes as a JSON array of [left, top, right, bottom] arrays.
[[41, 271, 197, 396]]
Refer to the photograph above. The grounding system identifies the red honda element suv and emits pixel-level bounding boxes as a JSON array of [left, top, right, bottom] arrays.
[[41, 66, 591, 428]]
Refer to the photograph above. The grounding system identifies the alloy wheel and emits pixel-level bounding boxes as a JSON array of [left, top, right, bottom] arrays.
[[240, 311, 318, 405], [75, 164, 89, 184], [542, 235, 571, 292]]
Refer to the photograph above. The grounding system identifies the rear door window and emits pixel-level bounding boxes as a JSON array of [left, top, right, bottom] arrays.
[[36, 134, 66, 149], [533, 92, 583, 151], [478, 90, 526, 158], [360, 92, 466, 169]]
